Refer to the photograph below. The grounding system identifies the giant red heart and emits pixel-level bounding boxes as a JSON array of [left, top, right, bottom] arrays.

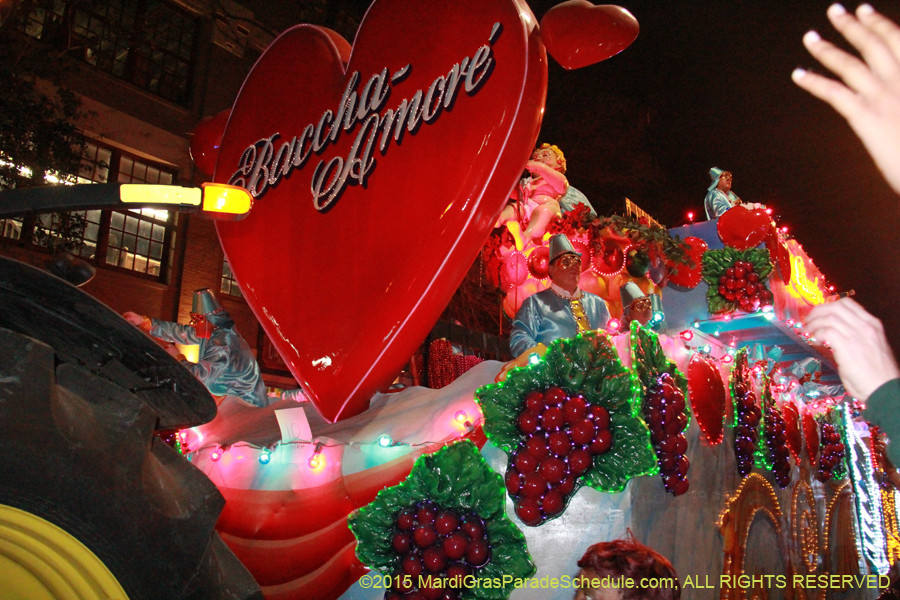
[[717, 206, 773, 251], [214, 0, 547, 422], [540, 2, 639, 70], [687, 352, 726, 445]]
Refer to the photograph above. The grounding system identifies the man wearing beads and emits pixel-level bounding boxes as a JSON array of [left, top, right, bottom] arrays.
[[499, 234, 609, 380]]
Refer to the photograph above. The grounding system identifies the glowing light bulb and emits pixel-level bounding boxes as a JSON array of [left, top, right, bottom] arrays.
[[528, 353, 541, 365], [210, 447, 222, 462], [308, 453, 323, 469], [699, 345, 711, 354], [377, 434, 393, 448], [606, 318, 621, 333], [455, 410, 468, 423], [765, 208, 773, 215], [687, 211, 694, 221], [259, 449, 271, 465], [692, 321, 701, 329], [679, 330, 694, 341], [785, 319, 794, 326], [721, 355, 734, 364]]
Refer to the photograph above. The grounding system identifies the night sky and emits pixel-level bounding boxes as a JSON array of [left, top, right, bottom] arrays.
[[253, 0, 900, 351], [532, 0, 900, 353]]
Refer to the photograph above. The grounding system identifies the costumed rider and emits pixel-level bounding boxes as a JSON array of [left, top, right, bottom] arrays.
[[619, 281, 663, 330], [704, 167, 765, 219], [498, 233, 610, 381], [123, 288, 270, 408], [495, 144, 597, 242]]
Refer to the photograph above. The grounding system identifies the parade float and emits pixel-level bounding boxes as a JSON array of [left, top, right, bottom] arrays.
[[177, 0, 899, 597], [0, 0, 894, 599]]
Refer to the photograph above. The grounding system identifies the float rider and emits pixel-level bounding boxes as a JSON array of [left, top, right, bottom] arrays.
[[498, 234, 610, 381], [124, 288, 269, 407]]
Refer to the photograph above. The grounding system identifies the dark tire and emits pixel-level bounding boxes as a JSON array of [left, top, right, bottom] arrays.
[[0, 327, 262, 599]]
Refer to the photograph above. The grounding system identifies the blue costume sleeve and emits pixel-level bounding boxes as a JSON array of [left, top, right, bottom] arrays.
[[149, 319, 202, 345], [704, 190, 739, 220], [187, 336, 230, 392], [864, 378, 900, 466], [510, 296, 541, 358]]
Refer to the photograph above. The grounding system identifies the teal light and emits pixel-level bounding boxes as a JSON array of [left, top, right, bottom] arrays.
[[377, 434, 394, 448], [259, 448, 272, 465]]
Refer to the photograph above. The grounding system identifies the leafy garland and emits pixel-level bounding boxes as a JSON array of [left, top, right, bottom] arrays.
[[484, 205, 694, 282], [348, 441, 535, 600], [476, 332, 657, 497]]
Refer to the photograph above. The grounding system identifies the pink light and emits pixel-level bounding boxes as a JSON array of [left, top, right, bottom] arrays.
[[785, 319, 794, 326], [721, 355, 734, 364], [765, 208, 773, 215], [687, 211, 694, 221], [455, 410, 468, 423], [679, 330, 694, 341], [607, 318, 621, 333], [781, 226, 788, 233], [210, 446, 222, 461]]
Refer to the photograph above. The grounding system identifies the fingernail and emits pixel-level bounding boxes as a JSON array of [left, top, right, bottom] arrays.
[[858, 3, 874, 15], [803, 30, 821, 44], [792, 67, 808, 82], [828, 3, 847, 16]]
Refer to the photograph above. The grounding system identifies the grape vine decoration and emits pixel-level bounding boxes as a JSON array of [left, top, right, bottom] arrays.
[[476, 332, 657, 526], [701, 247, 773, 315], [630, 321, 691, 496], [348, 441, 535, 600]]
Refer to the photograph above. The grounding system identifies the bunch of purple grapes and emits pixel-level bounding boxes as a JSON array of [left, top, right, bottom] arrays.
[[643, 373, 690, 496], [815, 423, 845, 483], [763, 404, 791, 487], [733, 375, 761, 478], [506, 387, 613, 526], [388, 501, 490, 600]]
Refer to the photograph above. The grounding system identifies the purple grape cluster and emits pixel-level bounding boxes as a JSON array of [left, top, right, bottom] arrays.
[[763, 405, 791, 487], [388, 501, 489, 600], [506, 386, 613, 526], [644, 373, 690, 496], [815, 423, 845, 482], [733, 375, 761, 477]]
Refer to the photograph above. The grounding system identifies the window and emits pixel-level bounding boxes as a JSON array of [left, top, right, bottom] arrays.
[[220, 259, 242, 298], [0, 140, 179, 280], [22, 0, 197, 106]]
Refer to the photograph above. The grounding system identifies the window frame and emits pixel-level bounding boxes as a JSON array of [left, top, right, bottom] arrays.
[[0, 139, 181, 283]]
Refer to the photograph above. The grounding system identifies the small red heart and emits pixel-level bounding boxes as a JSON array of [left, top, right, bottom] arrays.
[[717, 206, 773, 251], [215, 0, 547, 422], [190, 109, 229, 176], [782, 401, 802, 463], [687, 353, 726, 445], [667, 236, 706, 289], [540, 2, 639, 70]]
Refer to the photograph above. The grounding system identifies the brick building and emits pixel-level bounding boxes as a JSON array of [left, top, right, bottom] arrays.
[[0, 0, 508, 394]]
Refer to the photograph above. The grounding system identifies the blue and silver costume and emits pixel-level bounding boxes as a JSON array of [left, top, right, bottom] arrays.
[[150, 316, 269, 408], [509, 288, 610, 357]]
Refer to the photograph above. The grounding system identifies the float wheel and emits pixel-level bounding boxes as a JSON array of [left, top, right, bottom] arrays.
[[0, 327, 262, 600]]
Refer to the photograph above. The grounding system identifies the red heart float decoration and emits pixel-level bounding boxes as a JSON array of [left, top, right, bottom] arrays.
[[214, 0, 547, 422], [782, 400, 802, 463], [190, 108, 230, 176], [667, 236, 706, 289], [687, 353, 726, 445], [717, 206, 773, 251], [591, 238, 624, 276], [765, 232, 792, 282], [540, 2, 639, 70], [802, 408, 819, 462]]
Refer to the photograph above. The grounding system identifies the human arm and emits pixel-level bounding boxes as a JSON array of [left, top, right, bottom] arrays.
[[803, 297, 900, 400], [148, 319, 203, 346], [524, 160, 568, 197], [792, 3, 900, 196]]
